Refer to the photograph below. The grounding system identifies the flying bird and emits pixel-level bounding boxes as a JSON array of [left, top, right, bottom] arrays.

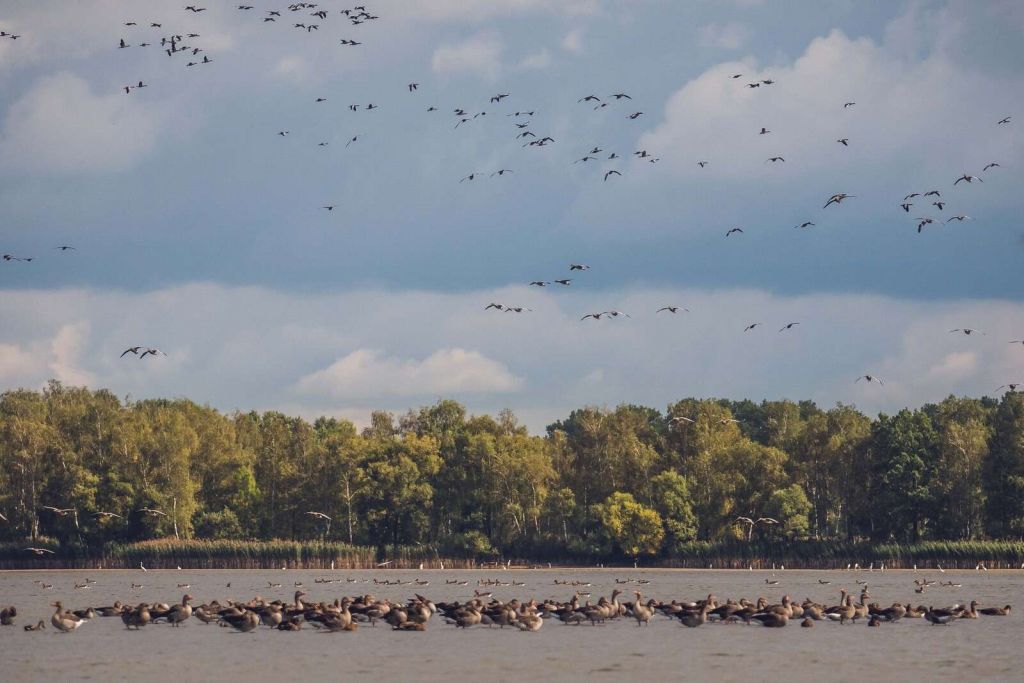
[[24, 547, 55, 555], [139, 348, 166, 358], [837, 138, 849, 146], [604, 170, 621, 181], [997, 384, 1023, 392], [305, 511, 332, 520], [553, 279, 572, 286], [779, 322, 800, 332], [569, 264, 590, 271], [950, 328, 985, 335], [844, 102, 856, 108], [484, 303, 505, 311], [137, 508, 167, 516], [581, 313, 604, 320], [823, 193, 854, 208], [759, 127, 770, 135], [795, 222, 815, 229], [856, 375, 884, 385], [726, 227, 744, 236], [697, 161, 709, 168], [982, 162, 1000, 171], [120, 347, 143, 358], [744, 323, 762, 331], [657, 306, 689, 314], [766, 157, 785, 163], [954, 174, 982, 185], [997, 117, 1011, 124], [946, 215, 972, 223]]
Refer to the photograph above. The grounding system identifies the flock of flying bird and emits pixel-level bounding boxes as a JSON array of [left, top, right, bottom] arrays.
[[0, 3, 1019, 397]]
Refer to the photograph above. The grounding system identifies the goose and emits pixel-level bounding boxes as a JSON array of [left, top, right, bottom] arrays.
[[751, 611, 788, 627], [278, 616, 303, 631], [679, 603, 711, 628], [0, 605, 15, 625], [24, 620, 46, 631], [801, 617, 814, 627], [978, 605, 1011, 616], [220, 610, 260, 632], [122, 603, 151, 629], [164, 595, 193, 626], [631, 592, 654, 626], [51, 602, 86, 632], [925, 607, 955, 625], [959, 600, 979, 619]]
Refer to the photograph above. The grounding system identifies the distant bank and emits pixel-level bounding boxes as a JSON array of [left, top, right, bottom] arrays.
[[1, 538, 1021, 571]]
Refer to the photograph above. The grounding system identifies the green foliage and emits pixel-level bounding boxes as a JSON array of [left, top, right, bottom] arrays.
[[649, 471, 697, 552], [193, 507, 244, 540], [598, 492, 664, 557], [2, 384, 1024, 562], [766, 484, 812, 538]]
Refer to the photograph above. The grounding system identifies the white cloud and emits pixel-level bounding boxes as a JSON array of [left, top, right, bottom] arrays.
[[0, 72, 162, 173], [271, 56, 315, 84], [431, 32, 503, 80], [927, 351, 978, 382], [0, 342, 42, 383], [1, 283, 1023, 431], [562, 28, 585, 54], [639, 26, 1024, 181], [295, 348, 522, 398], [48, 322, 95, 386], [699, 22, 751, 50], [517, 49, 552, 71], [404, 0, 598, 22]]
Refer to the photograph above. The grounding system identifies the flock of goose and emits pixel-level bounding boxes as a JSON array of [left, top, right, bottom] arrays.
[[1, 577, 1012, 635]]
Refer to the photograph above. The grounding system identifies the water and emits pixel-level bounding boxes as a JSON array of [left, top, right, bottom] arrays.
[[1, 569, 1021, 682]]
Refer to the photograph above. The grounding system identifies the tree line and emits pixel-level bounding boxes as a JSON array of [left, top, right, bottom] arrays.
[[1, 381, 1022, 561]]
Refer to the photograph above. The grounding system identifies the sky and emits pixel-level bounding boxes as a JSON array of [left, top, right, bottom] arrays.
[[0, 0, 1022, 431]]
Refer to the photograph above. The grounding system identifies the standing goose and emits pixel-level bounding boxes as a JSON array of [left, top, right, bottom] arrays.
[[165, 595, 193, 626], [631, 592, 654, 626], [51, 602, 86, 632], [0, 605, 16, 625], [122, 603, 151, 630]]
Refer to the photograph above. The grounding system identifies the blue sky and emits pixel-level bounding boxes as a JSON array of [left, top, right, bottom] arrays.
[[0, 0, 1022, 430]]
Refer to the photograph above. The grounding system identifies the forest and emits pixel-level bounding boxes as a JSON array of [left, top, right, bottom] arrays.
[[1, 381, 1023, 564]]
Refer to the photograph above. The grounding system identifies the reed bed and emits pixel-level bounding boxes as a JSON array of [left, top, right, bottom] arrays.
[[0, 538, 1021, 570]]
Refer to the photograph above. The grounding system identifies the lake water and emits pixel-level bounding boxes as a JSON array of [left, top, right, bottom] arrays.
[[1, 568, 1021, 682]]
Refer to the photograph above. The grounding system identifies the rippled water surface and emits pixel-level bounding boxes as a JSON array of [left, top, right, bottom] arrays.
[[1, 568, 1022, 682]]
